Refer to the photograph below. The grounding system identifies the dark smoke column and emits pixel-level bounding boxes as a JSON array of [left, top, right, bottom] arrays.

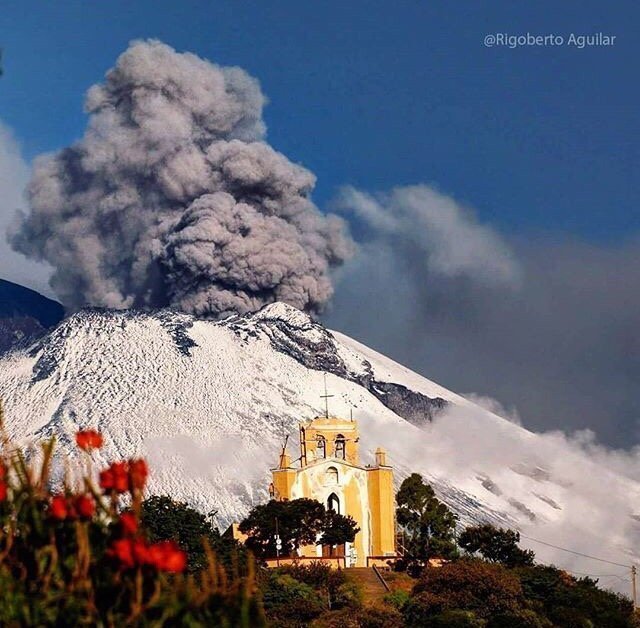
[[10, 40, 353, 317]]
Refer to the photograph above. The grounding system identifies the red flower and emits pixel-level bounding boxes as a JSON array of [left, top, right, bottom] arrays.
[[99, 462, 129, 493], [0, 481, 7, 502], [75, 429, 104, 451], [132, 538, 152, 565], [99, 468, 114, 491], [74, 494, 96, 519], [0, 462, 7, 480], [109, 536, 186, 572], [110, 538, 135, 569], [50, 495, 68, 520], [128, 459, 148, 491], [161, 547, 187, 573], [148, 540, 187, 573], [119, 511, 138, 536]]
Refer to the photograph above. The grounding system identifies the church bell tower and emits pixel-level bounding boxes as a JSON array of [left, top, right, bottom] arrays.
[[271, 412, 396, 567]]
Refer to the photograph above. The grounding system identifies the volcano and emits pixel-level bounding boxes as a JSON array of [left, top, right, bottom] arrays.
[[0, 302, 638, 587]]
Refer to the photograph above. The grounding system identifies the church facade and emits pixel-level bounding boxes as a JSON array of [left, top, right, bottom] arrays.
[[270, 415, 396, 567]]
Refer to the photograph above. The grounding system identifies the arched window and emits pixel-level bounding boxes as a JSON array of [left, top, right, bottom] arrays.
[[327, 492, 340, 514], [316, 435, 326, 459], [326, 466, 339, 485], [334, 434, 346, 460]]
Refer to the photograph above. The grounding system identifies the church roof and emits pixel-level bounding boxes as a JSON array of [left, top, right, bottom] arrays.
[[303, 415, 357, 430]]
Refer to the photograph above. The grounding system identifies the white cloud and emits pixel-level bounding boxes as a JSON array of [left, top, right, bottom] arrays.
[[361, 400, 640, 594], [335, 184, 521, 288], [0, 120, 52, 295], [463, 393, 522, 425]]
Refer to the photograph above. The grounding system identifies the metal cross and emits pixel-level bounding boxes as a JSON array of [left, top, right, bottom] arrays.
[[320, 373, 334, 419]]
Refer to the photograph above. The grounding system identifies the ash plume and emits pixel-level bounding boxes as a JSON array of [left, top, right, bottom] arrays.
[[9, 40, 353, 317]]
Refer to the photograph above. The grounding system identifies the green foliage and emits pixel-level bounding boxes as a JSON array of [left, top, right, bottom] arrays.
[[384, 588, 411, 610], [396, 473, 458, 571], [0, 408, 265, 627], [239, 498, 326, 558], [332, 578, 363, 610], [424, 610, 486, 627], [320, 509, 360, 546], [356, 605, 404, 628], [141, 495, 221, 572], [458, 524, 535, 568], [487, 609, 549, 628], [274, 562, 347, 609], [261, 572, 327, 626], [401, 555, 637, 628], [515, 564, 636, 628], [278, 561, 340, 590], [410, 559, 525, 619], [239, 497, 359, 559]]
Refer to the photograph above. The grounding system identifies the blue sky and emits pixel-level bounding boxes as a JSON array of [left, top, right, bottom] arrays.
[[1, 0, 638, 241]]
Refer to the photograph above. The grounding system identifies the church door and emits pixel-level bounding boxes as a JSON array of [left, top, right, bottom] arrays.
[[323, 492, 346, 558]]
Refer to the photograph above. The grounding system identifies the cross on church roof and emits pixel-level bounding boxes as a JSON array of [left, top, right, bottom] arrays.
[[320, 373, 334, 419]]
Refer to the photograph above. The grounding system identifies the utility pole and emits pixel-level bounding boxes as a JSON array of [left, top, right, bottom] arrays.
[[632, 565, 637, 609]]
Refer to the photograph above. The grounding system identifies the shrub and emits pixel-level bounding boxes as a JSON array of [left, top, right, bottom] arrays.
[[279, 560, 342, 590], [275, 561, 347, 608], [515, 564, 635, 627], [308, 608, 361, 628], [261, 572, 327, 626], [488, 609, 549, 628], [0, 402, 264, 626], [357, 605, 404, 628], [405, 608, 486, 627], [410, 559, 524, 620], [384, 588, 411, 610], [332, 578, 363, 610]]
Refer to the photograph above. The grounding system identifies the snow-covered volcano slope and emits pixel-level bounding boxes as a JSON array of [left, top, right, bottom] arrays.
[[0, 302, 639, 586]]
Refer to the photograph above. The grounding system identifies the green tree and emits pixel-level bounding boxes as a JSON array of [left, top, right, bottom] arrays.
[[141, 495, 240, 572], [458, 524, 535, 568], [396, 473, 458, 570], [239, 498, 326, 558], [321, 509, 360, 546], [239, 498, 360, 559], [515, 564, 636, 628]]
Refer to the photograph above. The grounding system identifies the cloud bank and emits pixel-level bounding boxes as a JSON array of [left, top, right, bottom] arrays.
[[328, 185, 640, 448], [9, 40, 352, 317], [362, 400, 640, 594]]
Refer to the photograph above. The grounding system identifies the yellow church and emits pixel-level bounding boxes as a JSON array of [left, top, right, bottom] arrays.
[[268, 414, 396, 568]]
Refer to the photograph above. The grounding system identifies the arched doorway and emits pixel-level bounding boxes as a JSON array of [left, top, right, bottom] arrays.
[[323, 492, 345, 560]]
